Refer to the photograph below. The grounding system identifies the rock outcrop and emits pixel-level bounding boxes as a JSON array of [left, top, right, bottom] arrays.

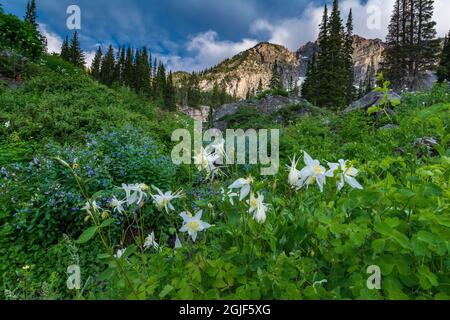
[[213, 94, 316, 129], [196, 35, 387, 100], [343, 90, 401, 113]]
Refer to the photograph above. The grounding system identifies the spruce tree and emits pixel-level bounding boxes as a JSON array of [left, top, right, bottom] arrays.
[[70, 31, 85, 67], [437, 31, 450, 83], [302, 53, 317, 104], [90, 46, 102, 80], [165, 71, 176, 111], [270, 60, 282, 90], [60, 36, 71, 61], [311, 4, 329, 107], [344, 9, 355, 104], [123, 47, 134, 87], [324, 0, 346, 108], [100, 45, 115, 86], [383, 0, 440, 90], [24, 0, 38, 30]]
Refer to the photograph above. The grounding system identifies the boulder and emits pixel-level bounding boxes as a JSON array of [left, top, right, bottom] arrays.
[[343, 90, 401, 113], [213, 94, 310, 129]]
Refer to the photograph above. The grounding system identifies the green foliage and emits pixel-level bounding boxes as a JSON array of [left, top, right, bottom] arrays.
[[367, 73, 402, 120], [0, 12, 44, 59]]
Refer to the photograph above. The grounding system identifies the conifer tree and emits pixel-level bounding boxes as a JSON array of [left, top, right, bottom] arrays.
[[100, 45, 115, 86], [302, 53, 317, 104], [437, 31, 450, 83], [60, 36, 71, 61], [257, 79, 264, 92], [344, 9, 355, 104], [123, 47, 134, 87], [383, 0, 440, 90], [270, 61, 282, 90], [90, 46, 102, 80], [70, 31, 85, 67], [165, 71, 176, 111], [24, 0, 38, 30]]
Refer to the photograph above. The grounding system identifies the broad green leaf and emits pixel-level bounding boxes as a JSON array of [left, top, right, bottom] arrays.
[[100, 218, 115, 228], [368, 106, 381, 115], [76, 226, 98, 244]]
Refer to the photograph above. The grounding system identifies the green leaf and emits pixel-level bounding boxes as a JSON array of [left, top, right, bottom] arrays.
[[417, 266, 438, 290], [372, 239, 386, 254], [100, 218, 115, 228], [368, 106, 381, 115], [76, 226, 98, 244], [390, 98, 401, 107], [159, 285, 174, 298]]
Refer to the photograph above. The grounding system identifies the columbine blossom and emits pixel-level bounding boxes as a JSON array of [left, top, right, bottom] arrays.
[[121, 183, 148, 207], [193, 147, 221, 180], [179, 210, 212, 242], [114, 248, 126, 259], [110, 196, 125, 214], [297, 151, 334, 192], [328, 160, 363, 192], [229, 176, 254, 201], [144, 231, 159, 250], [4, 121, 10, 128], [82, 201, 101, 214], [150, 186, 184, 214], [220, 187, 238, 205], [247, 193, 268, 224], [207, 139, 227, 161], [287, 155, 300, 188]]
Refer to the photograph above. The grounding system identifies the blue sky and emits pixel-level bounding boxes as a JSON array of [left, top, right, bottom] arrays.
[[3, 0, 449, 71]]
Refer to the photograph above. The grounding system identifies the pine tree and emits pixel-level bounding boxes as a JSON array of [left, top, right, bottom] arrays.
[[165, 71, 176, 111], [383, 0, 440, 90], [302, 53, 317, 104], [270, 60, 282, 90], [344, 9, 355, 104], [70, 31, 85, 67], [437, 31, 450, 83], [123, 47, 134, 87], [140, 47, 151, 95], [24, 0, 38, 30], [90, 46, 102, 80], [100, 45, 115, 86], [324, 0, 346, 108], [257, 79, 263, 92], [60, 36, 71, 61], [310, 4, 329, 106]]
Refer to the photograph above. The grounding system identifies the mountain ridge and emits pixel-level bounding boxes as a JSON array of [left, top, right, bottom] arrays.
[[190, 34, 386, 99]]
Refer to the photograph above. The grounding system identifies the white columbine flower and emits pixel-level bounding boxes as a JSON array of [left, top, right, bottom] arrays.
[[287, 155, 300, 187], [193, 147, 221, 180], [220, 187, 238, 205], [110, 196, 126, 214], [82, 200, 101, 214], [229, 176, 254, 201], [179, 210, 212, 242], [207, 139, 227, 161], [4, 121, 10, 128], [114, 248, 126, 259], [297, 151, 334, 192], [247, 193, 268, 224], [328, 159, 364, 192], [144, 231, 159, 250], [150, 186, 184, 214], [121, 183, 148, 206]]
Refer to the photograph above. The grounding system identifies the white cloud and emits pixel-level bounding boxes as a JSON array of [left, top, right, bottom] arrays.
[[39, 24, 96, 68], [163, 31, 258, 72], [168, 0, 449, 72], [39, 24, 63, 54]]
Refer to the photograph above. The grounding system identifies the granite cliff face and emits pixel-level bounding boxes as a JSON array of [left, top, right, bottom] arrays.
[[198, 42, 301, 99], [195, 35, 386, 99], [296, 35, 386, 86]]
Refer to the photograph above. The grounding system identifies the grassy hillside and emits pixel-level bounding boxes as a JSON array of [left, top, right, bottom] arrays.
[[0, 54, 191, 163]]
